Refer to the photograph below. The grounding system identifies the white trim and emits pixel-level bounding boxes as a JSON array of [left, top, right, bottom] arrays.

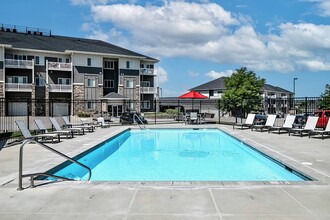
[[65, 50, 146, 59], [73, 83, 84, 85]]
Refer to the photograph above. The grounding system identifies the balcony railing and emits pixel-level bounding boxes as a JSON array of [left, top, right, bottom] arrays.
[[5, 83, 32, 92], [141, 87, 156, 94], [140, 68, 155, 75], [5, 59, 33, 69], [48, 62, 72, 71], [49, 84, 72, 92]]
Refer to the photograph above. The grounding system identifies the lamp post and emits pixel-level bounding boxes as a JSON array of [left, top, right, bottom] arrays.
[[293, 78, 298, 114]]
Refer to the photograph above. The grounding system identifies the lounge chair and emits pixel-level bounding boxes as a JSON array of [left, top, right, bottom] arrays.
[[97, 117, 110, 128], [268, 115, 296, 134], [288, 116, 318, 137], [233, 114, 255, 129], [15, 120, 60, 143], [49, 117, 84, 135], [188, 112, 199, 124], [34, 119, 73, 139], [310, 120, 330, 140], [62, 116, 94, 132], [251, 114, 277, 132]]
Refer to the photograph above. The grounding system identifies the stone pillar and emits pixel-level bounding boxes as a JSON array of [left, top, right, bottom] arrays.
[[31, 84, 36, 116], [97, 85, 103, 112], [0, 82, 4, 117], [45, 84, 50, 116], [73, 84, 85, 115], [135, 85, 140, 112]]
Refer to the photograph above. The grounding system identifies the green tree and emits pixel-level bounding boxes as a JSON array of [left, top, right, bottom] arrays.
[[320, 84, 330, 109], [218, 67, 265, 116]]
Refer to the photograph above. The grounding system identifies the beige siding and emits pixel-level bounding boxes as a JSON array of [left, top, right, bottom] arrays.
[[72, 54, 102, 67], [118, 58, 140, 70]]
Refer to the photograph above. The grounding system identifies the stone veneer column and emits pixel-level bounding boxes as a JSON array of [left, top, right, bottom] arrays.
[[97, 85, 103, 111], [31, 84, 36, 116], [135, 85, 140, 112], [45, 84, 50, 116], [73, 84, 85, 115], [0, 82, 4, 117]]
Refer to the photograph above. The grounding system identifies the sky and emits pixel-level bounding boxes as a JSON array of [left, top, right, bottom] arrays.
[[1, 0, 330, 97]]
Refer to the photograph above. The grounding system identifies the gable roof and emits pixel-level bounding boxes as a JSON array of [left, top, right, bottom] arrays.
[[101, 92, 128, 100], [190, 77, 293, 94], [0, 31, 158, 61]]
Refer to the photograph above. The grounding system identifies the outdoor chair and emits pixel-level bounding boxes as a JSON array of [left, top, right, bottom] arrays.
[[97, 117, 110, 128], [310, 120, 330, 140], [49, 117, 84, 135], [62, 116, 94, 132], [288, 116, 318, 137], [80, 118, 96, 131], [251, 114, 277, 132], [233, 114, 256, 129], [34, 119, 73, 139], [15, 120, 60, 143], [188, 112, 199, 124], [269, 115, 296, 134]]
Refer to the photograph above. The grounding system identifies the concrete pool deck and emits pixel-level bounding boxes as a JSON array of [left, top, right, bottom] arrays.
[[0, 124, 329, 219]]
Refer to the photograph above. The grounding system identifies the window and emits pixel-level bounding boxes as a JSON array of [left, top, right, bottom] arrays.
[[87, 78, 96, 87], [104, 79, 114, 88], [125, 79, 134, 88], [7, 76, 28, 84], [87, 58, 91, 66], [35, 56, 40, 65], [126, 61, 130, 69], [142, 101, 150, 109], [35, 77, 45, 87], [87, 101, 96, 110], [141, 81, 150, 87], [58, 58, 62, 63], [58, 78, 71, 85], [104, 61, 114, 69], [65, 58, 70, 63], [209, 90, 214, 97]]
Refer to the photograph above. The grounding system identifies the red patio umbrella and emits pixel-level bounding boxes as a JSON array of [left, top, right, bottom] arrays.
[[178, 90, 208, 110]]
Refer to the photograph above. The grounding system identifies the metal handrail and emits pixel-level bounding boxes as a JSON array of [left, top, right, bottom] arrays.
[[18, 139, 92, 190], [133, 113, 146, 130]]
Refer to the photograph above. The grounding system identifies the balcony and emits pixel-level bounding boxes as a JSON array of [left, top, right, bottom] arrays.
[[5, 83, 32, 92], [141, 87, 156, 94], [49, 84, 72, 92], [5, 59, 33, 69], [140, 68, 155, 76], [48, 61, 72, 71]]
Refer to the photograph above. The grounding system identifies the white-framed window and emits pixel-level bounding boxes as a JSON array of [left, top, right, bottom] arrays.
[[104, 79, 114, 88], [87, 78, 96, 87], [87, 58, 91, 66], [142, 101, 150, 109], [7, 76, 28, 84], [65, 58, 70, 63], [87, 101, 96, 110], [58, 58, 62, 63], [58, 78, 71, 85], [141, 81, 150, 87], [35, 77, 45, 87], [35, 56, 40, 65], [125, 79, 134, 88], [126, 61, 130, 69], [104, 61, 114, 69]]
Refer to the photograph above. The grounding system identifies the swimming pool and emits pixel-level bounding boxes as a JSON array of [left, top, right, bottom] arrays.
[[46, 129, 308, 181]]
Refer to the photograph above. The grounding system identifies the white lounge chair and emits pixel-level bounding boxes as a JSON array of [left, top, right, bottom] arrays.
[[288, 116, 318, 137], [97, 117, 110, 128], [62, 116, 94, 132], [310, 120, 330, 140], [269, 115, 296, 134], [34, 119, 73, 139], [251, 114, 277, 132], [49, 117, 84, 135], [15, 120, 60, 143], [188, 112, 199, 124], [233, 114, 255, 129]]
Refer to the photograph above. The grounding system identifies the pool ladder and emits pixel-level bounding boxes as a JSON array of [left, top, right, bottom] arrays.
[[133, 113, 146, 130], [18, 139, 92, 191]]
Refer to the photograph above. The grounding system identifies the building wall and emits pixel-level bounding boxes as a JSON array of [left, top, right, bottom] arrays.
[[72, 54, 102, 67], [118, 58, 140, 70]]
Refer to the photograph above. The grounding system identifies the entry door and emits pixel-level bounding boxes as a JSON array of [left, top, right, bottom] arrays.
[[113, 106, 118, 117]]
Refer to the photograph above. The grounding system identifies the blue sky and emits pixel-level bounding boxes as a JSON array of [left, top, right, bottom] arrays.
[[1, 0, 330, 97]]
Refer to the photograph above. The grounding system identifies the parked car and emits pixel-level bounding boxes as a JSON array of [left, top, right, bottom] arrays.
[[120, 112, 148, 125], [313, 110, 330, 129]]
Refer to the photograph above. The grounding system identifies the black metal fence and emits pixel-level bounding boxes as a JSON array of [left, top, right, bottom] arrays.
[[0, 97, 329, 134]]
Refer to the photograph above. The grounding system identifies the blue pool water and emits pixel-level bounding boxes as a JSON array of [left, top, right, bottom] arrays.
[[48, 129, 306, 181]]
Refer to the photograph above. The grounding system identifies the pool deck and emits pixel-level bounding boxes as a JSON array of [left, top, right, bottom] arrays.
[[0, 124, 330, 219]]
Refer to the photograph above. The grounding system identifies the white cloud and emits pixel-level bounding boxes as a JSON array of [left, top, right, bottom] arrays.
[[79, 1, 330, 73], [188, 71, 199, 77], [70, 0, 109, 6], [206, 70, 233, 79], [156, 66, 168, 84], [305, 0, 330, 17]]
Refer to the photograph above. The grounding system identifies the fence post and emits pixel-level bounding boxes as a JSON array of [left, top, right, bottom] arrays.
[[154, 99, 157, 124], [27, 99, 30, 130]]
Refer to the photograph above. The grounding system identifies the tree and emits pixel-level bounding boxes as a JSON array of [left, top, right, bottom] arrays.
[[218, 67, 265, 116], [320, 84, 330, 109]]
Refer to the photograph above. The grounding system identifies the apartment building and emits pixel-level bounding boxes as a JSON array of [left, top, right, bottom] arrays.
[[0, 25, 158, 116], [190, 77, 293, 114]]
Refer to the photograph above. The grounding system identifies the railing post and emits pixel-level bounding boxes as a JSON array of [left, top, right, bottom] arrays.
[[154, 99, 156, 124]]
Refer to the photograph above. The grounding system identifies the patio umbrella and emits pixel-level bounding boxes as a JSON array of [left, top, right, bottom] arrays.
[[178, 90, 208, 110]]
